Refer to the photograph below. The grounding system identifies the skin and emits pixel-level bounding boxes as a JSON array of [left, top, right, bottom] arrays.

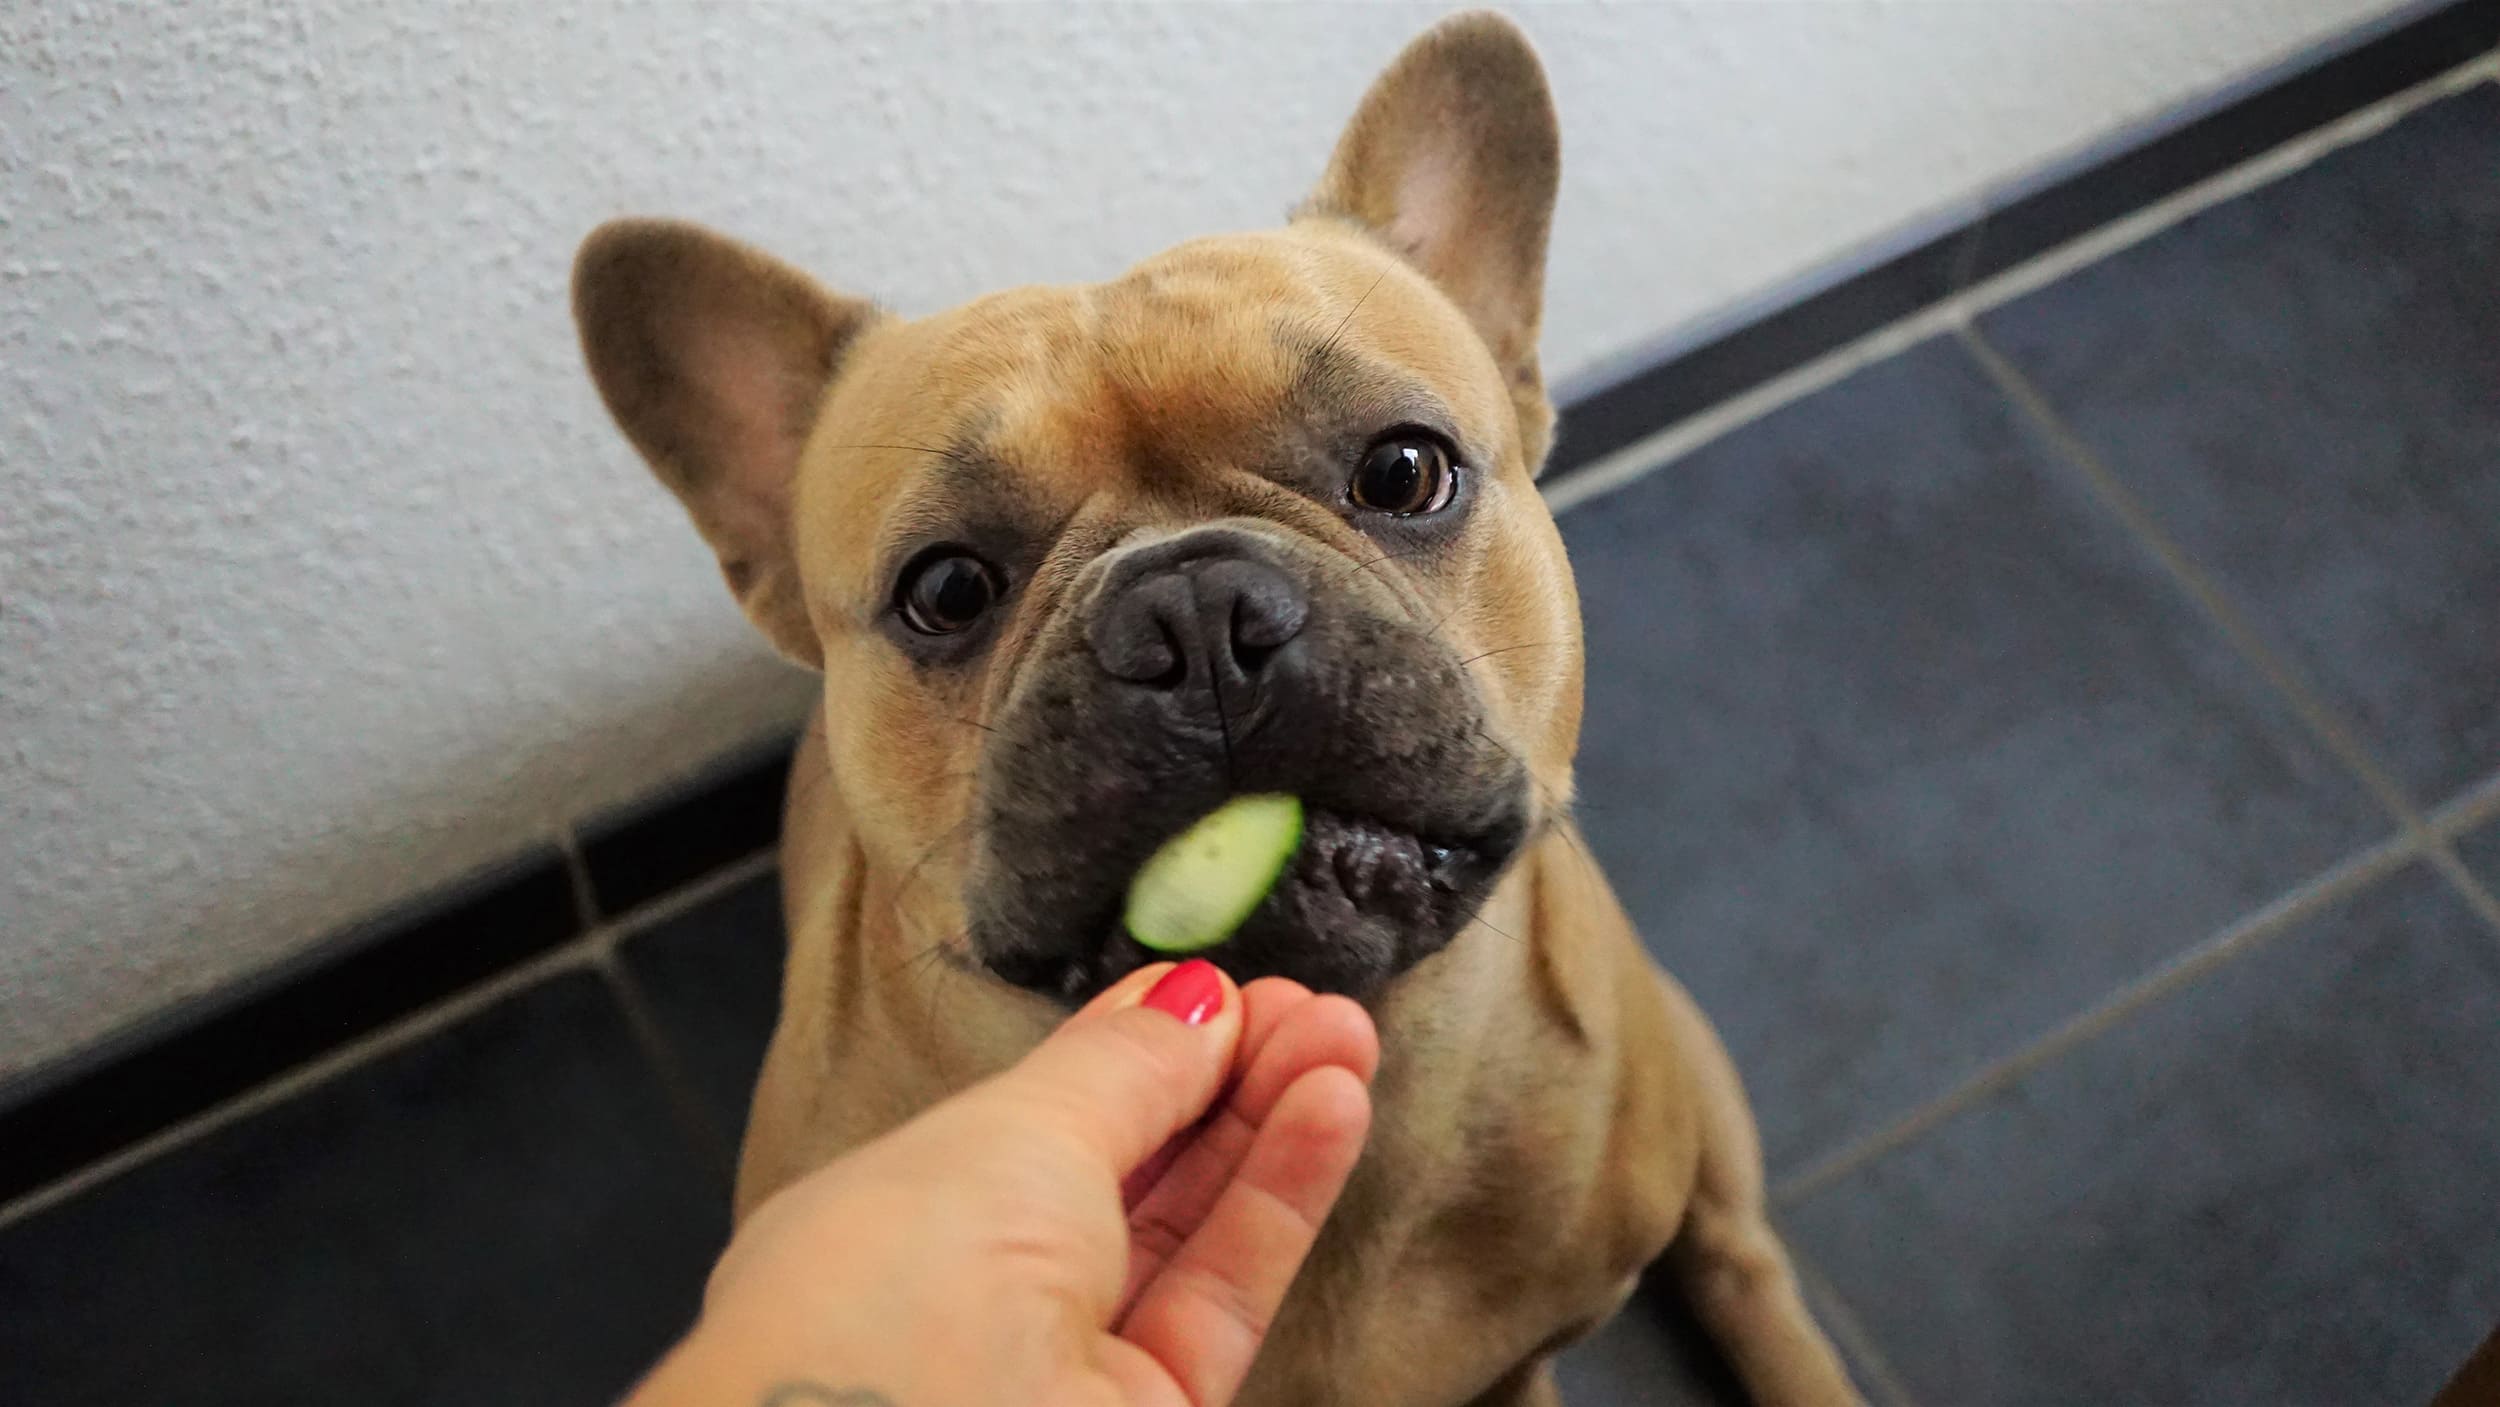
[[625, 963, 1379, 1407], [576, 13, 1858, 1405]]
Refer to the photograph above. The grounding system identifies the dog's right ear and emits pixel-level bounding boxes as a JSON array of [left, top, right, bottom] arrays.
[[573, 219, 877, 668]]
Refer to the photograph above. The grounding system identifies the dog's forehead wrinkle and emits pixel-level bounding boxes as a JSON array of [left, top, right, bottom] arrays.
[[880, 444, 1015, 538], [1282, 332, 1463, 440]]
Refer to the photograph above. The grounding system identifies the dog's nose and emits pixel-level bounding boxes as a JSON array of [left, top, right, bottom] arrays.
[[1087, 537, 1309, 692]]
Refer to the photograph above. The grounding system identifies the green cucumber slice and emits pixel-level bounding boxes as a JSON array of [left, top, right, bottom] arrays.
[[1123, 794, 1305, 954]]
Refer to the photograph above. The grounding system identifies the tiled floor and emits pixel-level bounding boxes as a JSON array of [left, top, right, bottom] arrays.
[[3, 76, 2496, 1407], [0, 974, 728, 1407], [1783, 860, 2500, 1407]]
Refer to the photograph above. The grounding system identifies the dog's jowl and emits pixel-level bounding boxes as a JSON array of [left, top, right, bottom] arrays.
[[574, 12, 1862, 1406]]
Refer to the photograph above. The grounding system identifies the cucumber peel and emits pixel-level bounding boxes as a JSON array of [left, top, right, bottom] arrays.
[[1123, 794, 1304, 954]]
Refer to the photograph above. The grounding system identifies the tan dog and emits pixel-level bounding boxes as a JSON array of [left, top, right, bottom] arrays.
[[574, 13, 1858, 1405]]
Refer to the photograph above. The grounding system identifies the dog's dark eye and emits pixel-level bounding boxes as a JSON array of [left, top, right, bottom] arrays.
[[1349, 434, 1458, 516], [897, 549, 1001, 635]]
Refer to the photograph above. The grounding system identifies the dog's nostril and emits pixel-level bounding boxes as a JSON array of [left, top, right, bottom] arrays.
[[1089, 574, 1195, 687], [1205, 559, 1308, 678], [1146, 621, 1189, 690], [1231, 599, 1282, 674], [1232, 590, 1301, 650]]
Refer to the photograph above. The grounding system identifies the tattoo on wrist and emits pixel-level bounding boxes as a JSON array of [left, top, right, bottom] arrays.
[[760, 1385, 897, 1407]]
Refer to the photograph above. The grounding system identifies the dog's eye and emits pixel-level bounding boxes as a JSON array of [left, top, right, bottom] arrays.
[[897, 549, 1002, 635], [1349, 434, 1458, 516]]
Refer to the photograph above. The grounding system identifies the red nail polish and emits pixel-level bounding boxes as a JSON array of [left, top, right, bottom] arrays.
[[1141, 959, 1224, 1026]]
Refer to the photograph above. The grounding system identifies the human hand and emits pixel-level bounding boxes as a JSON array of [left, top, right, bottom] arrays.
[[625, 958, 1380, 1407]]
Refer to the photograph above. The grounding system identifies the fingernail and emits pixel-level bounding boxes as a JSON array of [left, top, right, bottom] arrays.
[[1140, 959, 1224, 1026]]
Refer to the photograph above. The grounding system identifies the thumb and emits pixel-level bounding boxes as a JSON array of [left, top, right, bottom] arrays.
[[966, 959, 1244, 1180]]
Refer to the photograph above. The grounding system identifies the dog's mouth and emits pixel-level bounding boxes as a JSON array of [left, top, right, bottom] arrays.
[[960, 521, 1543, 1005], [982, 801, 1526, 1005]]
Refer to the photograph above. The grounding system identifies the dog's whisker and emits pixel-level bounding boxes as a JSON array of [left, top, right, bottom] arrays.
[[877, 825, 979, 975], [891, 924, 971, 1089], [891, 817, 977, 908], [780, 720, 839, 812], [1460, 901, 1525, 948], [1326, 544, 1423, 590], [1452, 639, 1567, 669], [1528, 786, 1607, 879], [819, 441, 954, 458], [1314, 264, 1394, 367], [1450, 720, 1610, 882], [949, 712, 1054, 767], [1326, 546, 1438, 627], [880, 925, 965, 984]]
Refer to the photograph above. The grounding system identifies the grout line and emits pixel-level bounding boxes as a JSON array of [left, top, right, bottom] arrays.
[[2417, 761, 2500, 946], [553, 820, 603, 933], [1543, 47, 2494, 520], [2425, 841, 2500, 945], [1787, 1242, 1924, 1407], [553, 845, 781, 1180], [1541, 307, 1949, 515], [2420, 770, 2500, 944], [1961, 327, 2500, 946], [588, 848, 779, 954], [0, 848, 783, 1232], [592, 947, 741, 1181], [2428, 770, 2500, 841], [0, 941, 596, 1232], [1771, 825, 2421, 1205]]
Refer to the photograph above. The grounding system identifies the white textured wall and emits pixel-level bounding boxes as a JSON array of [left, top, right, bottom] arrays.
[[0, 0, 2403, 1078]]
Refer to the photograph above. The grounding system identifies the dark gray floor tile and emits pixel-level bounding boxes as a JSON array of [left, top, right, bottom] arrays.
[[1784, 865, 2500, 1406], [618, 869, 786, 1146], [1549, 1268, 1900, 1406], [1978, 87, 2500, 804], [1561, 335, 2383, 1172], [2459, 810, 2500, 895], [1553, 1278, 1745, 1407], [0, 973, 726, 1407]]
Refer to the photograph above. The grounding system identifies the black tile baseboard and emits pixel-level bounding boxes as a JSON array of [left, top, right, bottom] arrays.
[[1540, 0, 2500, 485], [1549, 226, 1975, 483], [7, 0, 2489, 1215], [579, 734, 795, 919], [1960, 0, 2500, 290]]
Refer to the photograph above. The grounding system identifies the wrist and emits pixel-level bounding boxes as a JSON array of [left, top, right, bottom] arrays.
[[625, 1300, 908, 1407]]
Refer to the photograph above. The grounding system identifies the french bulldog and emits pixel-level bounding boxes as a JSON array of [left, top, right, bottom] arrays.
[[574, 12, 1859, 1405]]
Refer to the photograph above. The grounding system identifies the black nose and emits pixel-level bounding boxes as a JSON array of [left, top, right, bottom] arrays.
[[1087, 535, 1309, 692]]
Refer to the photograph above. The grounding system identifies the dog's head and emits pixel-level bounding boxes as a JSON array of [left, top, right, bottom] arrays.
[[574, 13, 1579, 1003]]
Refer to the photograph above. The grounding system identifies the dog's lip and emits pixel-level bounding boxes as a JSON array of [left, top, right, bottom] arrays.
[[986, 801, 1516, 1005], [1301, 806, 1479, 896]]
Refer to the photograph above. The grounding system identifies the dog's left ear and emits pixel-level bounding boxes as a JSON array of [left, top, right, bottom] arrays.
[[1304, 10, 1560, 465]]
